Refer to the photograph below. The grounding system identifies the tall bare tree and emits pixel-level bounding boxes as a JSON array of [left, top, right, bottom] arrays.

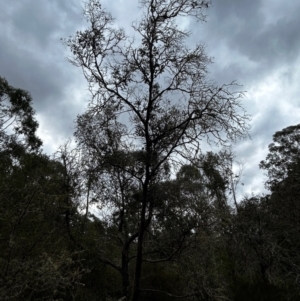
[[65, 0, 249, 299]]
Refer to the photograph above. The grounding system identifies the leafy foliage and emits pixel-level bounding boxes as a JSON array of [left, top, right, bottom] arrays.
[[260, 124, 300, 191], [0, 77, 42, 151]]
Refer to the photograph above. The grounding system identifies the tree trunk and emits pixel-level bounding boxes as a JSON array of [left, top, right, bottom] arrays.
[[131, 190, 148, 301], [121, 245, 130, 299]]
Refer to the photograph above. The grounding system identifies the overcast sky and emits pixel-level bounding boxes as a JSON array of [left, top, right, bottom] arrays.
[[1, 0, 299, 199]]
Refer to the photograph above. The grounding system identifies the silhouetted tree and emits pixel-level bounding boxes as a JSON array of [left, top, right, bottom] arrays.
[[65, 0, 249, 299]]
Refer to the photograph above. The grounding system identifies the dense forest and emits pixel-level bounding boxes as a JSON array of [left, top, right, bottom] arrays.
[[1, 1, 300, 300]]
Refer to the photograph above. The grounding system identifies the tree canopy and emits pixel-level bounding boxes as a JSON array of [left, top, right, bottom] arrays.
[[0, 77, 42, 151]]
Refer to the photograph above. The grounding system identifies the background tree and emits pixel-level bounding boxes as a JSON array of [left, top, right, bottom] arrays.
[[0, 79, 85, 301], [258, 124, 300, 297], [259, 124, 300, 234], [140, 152, 234, 300], [65, 0, 249, 299], [223, 194, 300, 301], [0, 77, 42, 151], [259, 123, 300, 191]]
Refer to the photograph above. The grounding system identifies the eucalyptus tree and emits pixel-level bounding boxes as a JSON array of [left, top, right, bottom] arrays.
[[0, 79, 85, 300], [259, 124, 300, 254], [140, 152, 234, 300], [260, 124, 300, 191], [65, 0, 249, 299], [0, 77, 42, 151], [259, 124, 300, 295], [0, 150, 83, 300]]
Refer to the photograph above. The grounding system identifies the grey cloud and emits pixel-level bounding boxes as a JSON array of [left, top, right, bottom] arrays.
[[203, 0, 300, 82], [0, 0, 90, 153], [234, 12, 300, 67], [251, 108, 284, 139]]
